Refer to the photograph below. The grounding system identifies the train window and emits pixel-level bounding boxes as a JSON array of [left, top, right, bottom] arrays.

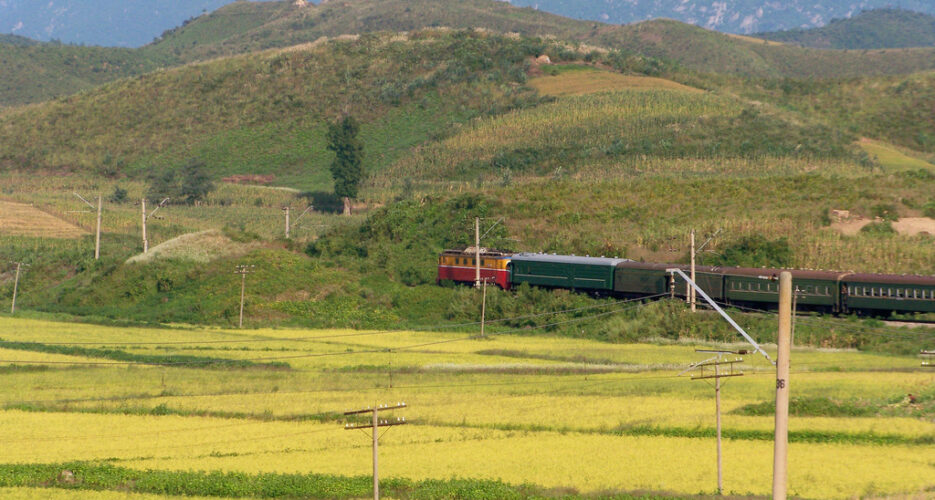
[[825, 286, 830, 296]]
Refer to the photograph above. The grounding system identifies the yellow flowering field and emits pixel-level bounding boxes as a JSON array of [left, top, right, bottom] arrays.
[[0, 316, 933, 498]]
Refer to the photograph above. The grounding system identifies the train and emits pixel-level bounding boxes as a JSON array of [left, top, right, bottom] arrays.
[[437, 247, 935, 315]]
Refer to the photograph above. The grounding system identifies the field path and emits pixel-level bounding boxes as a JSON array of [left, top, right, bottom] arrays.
[[0, 200, 87, 238]]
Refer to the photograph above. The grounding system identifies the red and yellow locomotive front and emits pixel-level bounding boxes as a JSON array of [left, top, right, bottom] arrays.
[[437, 248, 512, 289]]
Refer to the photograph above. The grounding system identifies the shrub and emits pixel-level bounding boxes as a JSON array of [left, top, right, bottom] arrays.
[[709, 235, 793, 268], [860, 221, 897, 235]]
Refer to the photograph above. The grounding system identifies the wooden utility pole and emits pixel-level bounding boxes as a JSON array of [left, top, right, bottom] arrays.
[[10, 262, 27, 314], [774, 271, 792, 500], [283, 206, 291, 239], [234, 265, 255, 328], [689, 352, 744, 495], [474, 217, 480, 287], [344, 403, 408, 500], [690, 229, 696, 312]]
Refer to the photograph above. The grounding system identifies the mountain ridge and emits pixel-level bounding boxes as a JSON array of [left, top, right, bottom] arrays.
[[756, 8, 935, 49]]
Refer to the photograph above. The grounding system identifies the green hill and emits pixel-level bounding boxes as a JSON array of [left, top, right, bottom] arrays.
[[0, 41, 171, 107], [6, 0, 935, 107], [150, 1, 935, 79], [0, 34, 39, 46], [758, 9, 935, 49], [0, 30, 549, 189]]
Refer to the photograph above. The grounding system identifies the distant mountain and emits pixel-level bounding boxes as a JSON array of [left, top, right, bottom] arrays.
[[6, 0, 935, 47], [502, 0, 935, 35], [0, 0, 274, 47], [756, 9, 935, 49], [6, 0, 935, 107]]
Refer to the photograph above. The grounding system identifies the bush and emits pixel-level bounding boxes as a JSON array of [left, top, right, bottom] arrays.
[[860, 221, 897, 235], [871, 203, 899, 221], [709, 235, 793, 268], [923, 201, 935, 218]]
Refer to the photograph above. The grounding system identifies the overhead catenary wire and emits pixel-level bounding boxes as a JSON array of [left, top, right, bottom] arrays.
[[711, 300, 935, 340]]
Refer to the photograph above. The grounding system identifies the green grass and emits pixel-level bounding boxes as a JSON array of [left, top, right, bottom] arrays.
[[0, 30, 544, 189], [0, 462, 678, 500]]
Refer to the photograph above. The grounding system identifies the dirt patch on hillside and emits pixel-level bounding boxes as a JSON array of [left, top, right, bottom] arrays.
[[126, 230, 261, 264], [0, 200, 87, 239], [832, 217, 935, 236]]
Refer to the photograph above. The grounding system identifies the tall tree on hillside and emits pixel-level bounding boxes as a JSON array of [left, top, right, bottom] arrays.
[[180, 159, 215, 205], [326, 115, 364, 215]]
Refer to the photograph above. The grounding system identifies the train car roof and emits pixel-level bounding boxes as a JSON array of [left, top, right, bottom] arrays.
[[616, 262, 935, 285], [844, 273, 935, 285], [441, 247, 513, 257], [511, 253, 631, 266]]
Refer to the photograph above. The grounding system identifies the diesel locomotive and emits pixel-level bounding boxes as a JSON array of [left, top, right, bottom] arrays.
[[438, 247, 935, 315]]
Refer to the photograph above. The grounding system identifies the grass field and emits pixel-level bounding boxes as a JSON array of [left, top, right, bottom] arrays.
[[0, 316, 932, 499]]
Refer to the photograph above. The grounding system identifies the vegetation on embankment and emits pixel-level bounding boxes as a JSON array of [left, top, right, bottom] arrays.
[[6, 189, 932, 354], [0, 462, 681, 500]]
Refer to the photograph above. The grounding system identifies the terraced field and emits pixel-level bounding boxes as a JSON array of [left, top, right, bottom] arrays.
[[0, 316, 932, 499], [0, 201, 87, 239]]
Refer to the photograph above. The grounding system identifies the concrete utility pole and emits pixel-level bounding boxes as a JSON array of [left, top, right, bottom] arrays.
[[234, 265, 255, 328], [141, 198, 148, 253], [95, 196, 102, 260], [141, 197, 170, 253], [344, 403, 408, 500], [73, 193, 103, 259], [773, 271, 792, 500], [690, 229, 697, 312], [687, 351, 744, 495], [10, 262, 28, 314], [283, 205, 314, 239], [474, 217, 481, 288]]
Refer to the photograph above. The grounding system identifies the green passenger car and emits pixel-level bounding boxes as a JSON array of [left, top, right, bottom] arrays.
[[509, 253, 629, 292], [722, 268, 846, 311], [843, 274, 935, 313]]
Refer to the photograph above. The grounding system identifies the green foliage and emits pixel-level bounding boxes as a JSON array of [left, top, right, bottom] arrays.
[[179, 159, 216, 204], [308, 194, 510, 285], [108, 185, 128, 204], [922, 201, 935, 218], [860, 221, 898, 235], [708, 235, 793, 268], [0, 462, 677, 499], [733, 397, 878, 417], [871, 203, 899, 221], [326, 115, 365, 200]]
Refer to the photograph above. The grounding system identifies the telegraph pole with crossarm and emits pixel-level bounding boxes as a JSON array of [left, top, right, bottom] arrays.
[[684, 350, 745, 495], [344, 402, 407, 500]]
